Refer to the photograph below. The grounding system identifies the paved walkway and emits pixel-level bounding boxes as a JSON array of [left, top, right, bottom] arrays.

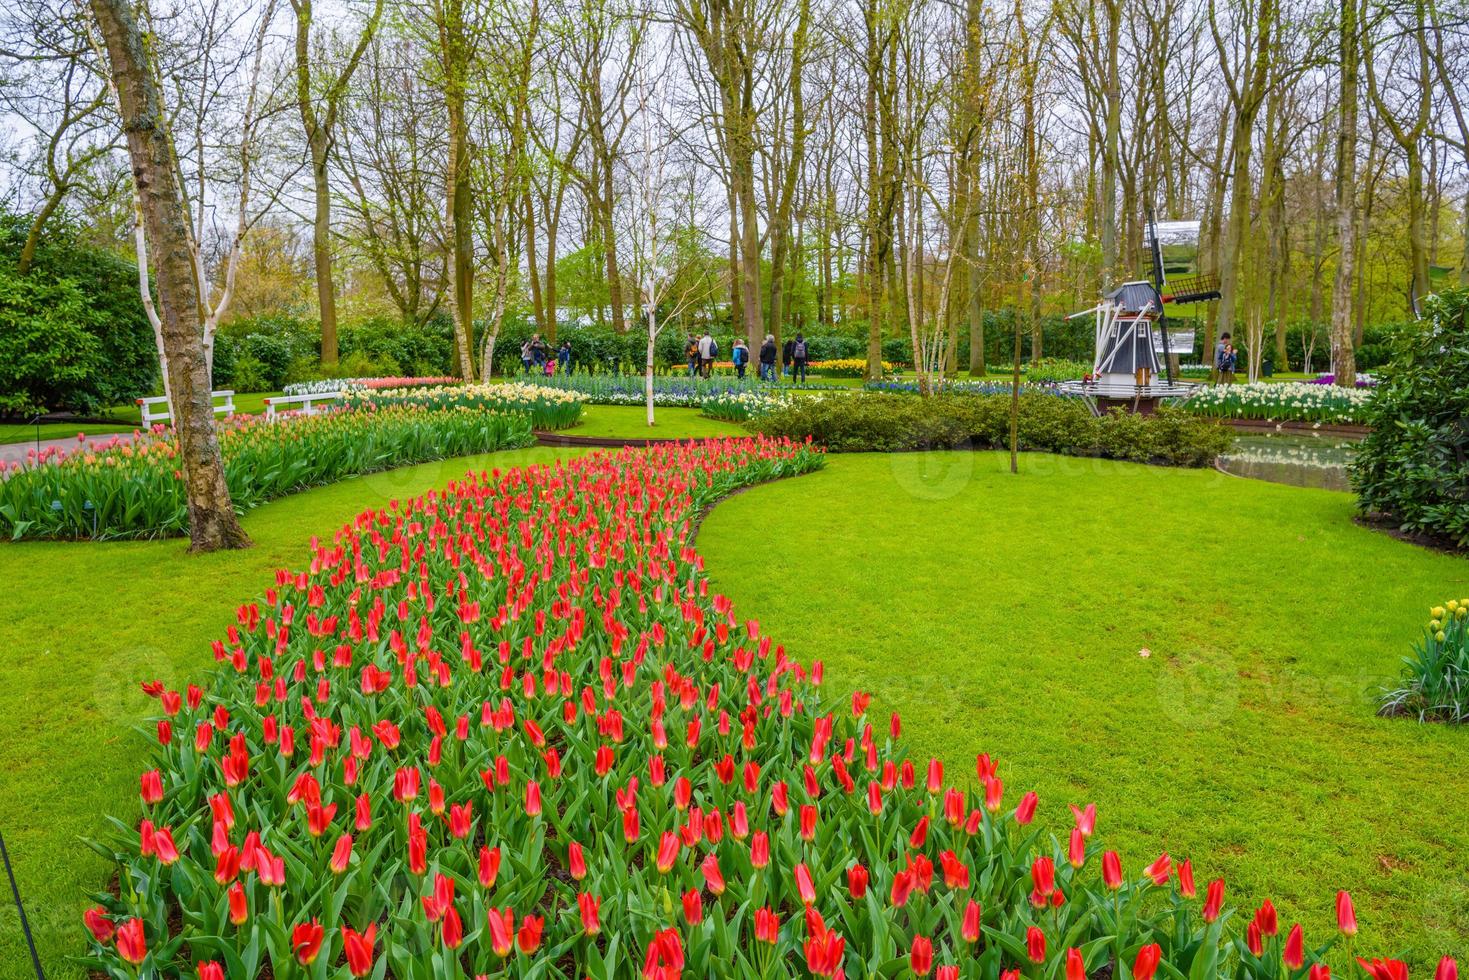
[[0, 430, 144, 466]]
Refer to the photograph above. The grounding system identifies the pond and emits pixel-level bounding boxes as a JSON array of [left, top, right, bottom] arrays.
[[1218, 431, 1359, 491]]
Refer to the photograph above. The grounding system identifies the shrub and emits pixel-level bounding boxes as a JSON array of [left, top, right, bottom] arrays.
[[750, 392, 1232, 466], [1352, 287, 1469, 547], [1379, 597, 1469, 723], [0, 407, 534, 540], [0, 212, 157, 414], [348, 382, 588, 430]]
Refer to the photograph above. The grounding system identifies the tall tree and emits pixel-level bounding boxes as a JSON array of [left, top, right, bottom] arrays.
[[1329, 0, 1362, 385], [87, 0, 250, 550], [290, 0, 384, 363]]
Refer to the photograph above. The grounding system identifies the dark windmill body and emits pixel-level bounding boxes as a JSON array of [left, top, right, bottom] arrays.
[[1059, 214, 1220, 413]]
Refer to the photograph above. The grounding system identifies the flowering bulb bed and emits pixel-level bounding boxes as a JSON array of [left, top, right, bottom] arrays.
[[0, 407, 533, 540], [347, 384, 589, 431], [700, 390, 789, 422], [1180, 383, 1373, 424], [284, 377, 464, 396], [520, 374, 842, 409], [79, 437, 1443, 979], [808, 359, 894, 378]]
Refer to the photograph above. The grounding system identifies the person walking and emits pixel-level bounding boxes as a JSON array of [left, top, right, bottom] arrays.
[[530, 333, 548, 369], [782, 336, 796, 379], [685, 335, 700, 377], [790, 332, 810, 383], [759, 334, 777, 382], [732, 338, 750, 380], [557, 341, 572, 375], [520, 338, 533, 374], [697, 331, 716, 378]]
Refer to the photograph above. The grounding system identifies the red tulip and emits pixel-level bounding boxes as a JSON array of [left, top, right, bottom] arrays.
[[1336, 890, 1357, 936], [1070, 802, 1096, 837], [644, 928, 685, 977], [702, 853, 726, 896], [1283, 924, 1304, 969], [655, 831, 679, 873], [751, 831, 770, 868], [479, 845, 501, 888], [83, 907, 113, 943], [578, 892, 601, 935], [1247, 921, 1264, 957], [330, 834, 353, 874], [441, 905, 464, 949], [804, 925, 845, 977], [1309, 966, 1332, 980], [937, 968, 959, 980], [524, 779, 542, 815], [682, 889, 703, 924], [1134, 944, 1162, 980], [911, 935, 934, 976], [1202, 878, 1225, 922], [847, 863, 869, 898], [799, 803, 818, 840], [227, 882, 248, 924], [926, 757, 943, 793], [1026, 925, 1046, 963], [755, 906, 780, 943], [116, 918, 146, 965], [140, 770, 163, 805], [1437, 958, 1458, 980], [794, 862, 816, 905], [961, 899, 982, 943], [517, 913, 544, 953], [1177, 858, 1196, 897], [487, 907, 514, 957], [292, 920, 324, 965], [1357, 960, 1409, 980], [198, 961, 225, 980], [1256, 899, 1278, 936], [152, 826, 180, 865], [1015, 790, 1038, 824], [1031, 856, 1056, 898], [1143, 852, 1171, 886], [984, 775, 1004, 813], [1068, 827, 1086, 868], [1066, 947, 1085, 980], [1102, 850, 1122, 890], [910, 815, 930, 848], [342, 922, 376, 976]]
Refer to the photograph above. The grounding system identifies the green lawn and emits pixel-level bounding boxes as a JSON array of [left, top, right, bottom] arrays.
[[568, 403, 746, 439], [697, 454, 1469, 968]]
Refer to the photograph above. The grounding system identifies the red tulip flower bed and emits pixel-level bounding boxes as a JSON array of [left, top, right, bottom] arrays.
[[80, 437, 1448, 979]]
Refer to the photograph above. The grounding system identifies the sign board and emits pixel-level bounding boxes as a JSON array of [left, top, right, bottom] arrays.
[[1153, 328, 1195, 355]]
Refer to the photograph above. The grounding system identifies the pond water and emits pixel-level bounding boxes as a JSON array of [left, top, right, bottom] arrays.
[[1218, 432, 1359, 492]]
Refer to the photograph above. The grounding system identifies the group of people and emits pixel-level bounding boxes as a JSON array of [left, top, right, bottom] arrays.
[[519, 334, 573, 376], [1213, 331, 1239, 384], [685, 332, 812, 382]]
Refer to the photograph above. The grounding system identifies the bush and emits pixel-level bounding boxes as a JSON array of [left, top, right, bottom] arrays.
[[749, 392, 1232, 466], [0, 212, 157, 414], [1379, 597, 1469, 723], [0, 406, 534, 540], [1352, 287, 1469, 547]]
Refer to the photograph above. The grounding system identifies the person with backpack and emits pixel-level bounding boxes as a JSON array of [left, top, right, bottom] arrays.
[[697, 332, 716, 378], [732, 338, 750, 379], [759, 334, 777, 382], [685, 335, 700, 377], [790, 333, 810, 383], [557, 341, 572, 375]]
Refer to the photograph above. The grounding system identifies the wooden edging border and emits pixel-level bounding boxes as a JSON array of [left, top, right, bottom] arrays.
[[533, 430, 702, 449]]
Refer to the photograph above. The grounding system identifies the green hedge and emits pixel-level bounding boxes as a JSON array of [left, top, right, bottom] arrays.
[[0, 212, 157, 415], [749, 391, 1233, 466], [1352, 287, 1469, 548]]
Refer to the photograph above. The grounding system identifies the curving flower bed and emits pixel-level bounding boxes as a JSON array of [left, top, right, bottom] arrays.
[[78, 438, 1443, 979], [284, 377, 464, 396], [347, 384, 588, 431], [0, 407, 534, 541], [1180, 383, 1373, 425], [520, 374, 843, 410]]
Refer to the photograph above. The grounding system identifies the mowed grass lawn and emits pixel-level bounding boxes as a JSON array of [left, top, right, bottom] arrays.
[[569, 404, 746, 439], [697, 453, 1469, 967]]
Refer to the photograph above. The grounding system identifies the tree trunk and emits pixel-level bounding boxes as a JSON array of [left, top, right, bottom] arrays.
[[1329, 0, 1360, 386], [89, 0, 249, 552]]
